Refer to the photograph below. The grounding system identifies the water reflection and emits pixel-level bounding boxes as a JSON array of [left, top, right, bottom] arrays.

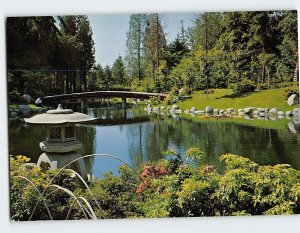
[[9, 106, 300, 178]]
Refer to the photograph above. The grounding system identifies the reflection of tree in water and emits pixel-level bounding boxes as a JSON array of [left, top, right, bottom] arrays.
[[76, 125, 96, 174], [128, 114, 300, 170], [9, 119, 46, 162]]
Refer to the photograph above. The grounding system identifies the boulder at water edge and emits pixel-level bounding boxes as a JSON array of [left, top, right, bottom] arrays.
[[19, 104, 32, 116], [293, 108, 300, 117], [227, 108, 234, 113], [287, 94, 299, 106], [269, 108, 278, 115], [22, 94, 32, 104], [172, 104, 179, 110], [190, 107, 196, 112], [244, 107, 255, 114], [205, 106, 213, 113], [35, 98, 42, 105]]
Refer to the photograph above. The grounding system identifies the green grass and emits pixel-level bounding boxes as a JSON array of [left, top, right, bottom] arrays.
[[177, 87, 299, 112]]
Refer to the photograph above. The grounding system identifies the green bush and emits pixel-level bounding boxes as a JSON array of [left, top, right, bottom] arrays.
[[8, 90, 22, 103], [230, 79, 256, 96], [284, 88, 299, 100], [10, 149, 300, 220]]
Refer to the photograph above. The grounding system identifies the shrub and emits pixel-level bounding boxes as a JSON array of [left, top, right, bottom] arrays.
[[148, 96, 162, 105], [284, 89, 299, 100], [10, 150, 300, 220], [257, 83, 268, 90], [203, 89, 215, 94], [8, 90, 22, 103], [230, 79, 256, 96]]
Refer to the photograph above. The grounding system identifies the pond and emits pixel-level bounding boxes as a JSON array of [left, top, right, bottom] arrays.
[[9, 106, 300, 178]]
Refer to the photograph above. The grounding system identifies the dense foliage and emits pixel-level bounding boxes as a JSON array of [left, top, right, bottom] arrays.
[[10, 148, 300, 221], [7, 11, 298, 102]]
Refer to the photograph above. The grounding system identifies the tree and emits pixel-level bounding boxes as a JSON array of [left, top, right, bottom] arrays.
[[144, 14, 167, 88], [77, 15, 95, 91], [7, 16, 59, 96], [112, 55, 127, 86], [103, 65, 112, 90], [277, 11, 298, 80], [125, 14, 147, 82]]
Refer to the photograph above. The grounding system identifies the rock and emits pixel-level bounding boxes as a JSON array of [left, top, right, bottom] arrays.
[[190, 107, 196, 112], [172, 104, 179, 110], [160, 106, 165, 110], [214, 109, 219, 115], [153, 107, 159, 112], [219, 109, 224, 114], [286, 111, 293, 116], [244, 115, 253, 120], [288, 122, 297, 134], [265, 108, 269, 113], [287, 94, 299, 106], [238, 109, 244, 113], [244, 107, 256, 114], [22, 94, 32, 104], [269, 108, 278, 115], [195, 110, 205, 114], [172, 114, 180, 120], [227, 108, 234, 113], [205, 106, 213, 114], [184, 109, 190, 114], [253, 110, 259, 116], [175, 109, 183, 114], [167, 107, 172, 112], [269, 114, 277, 121], [293, 116, 300, 125], [257, 108, 265, 112], [35, 98, 42, 105], [259, 112, 266, 117], [293, 108, 300, 117], [147, 107, 152, 112], [19, 105, 32, 116], [278, 111, 284, 116], [10, 111, 18, 117]]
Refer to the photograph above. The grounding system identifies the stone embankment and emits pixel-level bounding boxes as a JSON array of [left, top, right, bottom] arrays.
[[144, 104, 300, 122]]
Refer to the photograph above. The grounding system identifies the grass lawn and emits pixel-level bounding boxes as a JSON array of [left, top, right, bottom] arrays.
[[177, 87, 299, 112]]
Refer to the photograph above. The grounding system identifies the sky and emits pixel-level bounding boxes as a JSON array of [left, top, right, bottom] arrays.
[[88, 13, 197, 67]]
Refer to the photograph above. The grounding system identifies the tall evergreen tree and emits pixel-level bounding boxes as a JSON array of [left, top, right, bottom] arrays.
[[77, 15, 95, 91], [144, 14, 167, 87], [112, 55, 126, 86], [125, 14, 147, 82]]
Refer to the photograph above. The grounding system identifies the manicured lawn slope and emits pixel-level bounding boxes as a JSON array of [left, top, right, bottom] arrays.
[[177, 87, 299, 112]]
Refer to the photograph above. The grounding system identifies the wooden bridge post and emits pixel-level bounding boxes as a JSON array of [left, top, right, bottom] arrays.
[[121, 98, 126, 109]]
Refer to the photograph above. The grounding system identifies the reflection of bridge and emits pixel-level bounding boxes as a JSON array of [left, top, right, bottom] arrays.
[[90, 116, 150, 126], [42, 91, 168, 109]]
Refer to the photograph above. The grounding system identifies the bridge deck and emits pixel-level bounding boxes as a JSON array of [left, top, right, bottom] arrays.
[[42, 91, 168, 103]]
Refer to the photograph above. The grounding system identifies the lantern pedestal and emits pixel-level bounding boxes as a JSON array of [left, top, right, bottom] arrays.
[[37, 152, 87, 179]]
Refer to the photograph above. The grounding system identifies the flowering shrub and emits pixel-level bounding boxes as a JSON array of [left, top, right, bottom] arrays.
[[10, 149, 300, 220]]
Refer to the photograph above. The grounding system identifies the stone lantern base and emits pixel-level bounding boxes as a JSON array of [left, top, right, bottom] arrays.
[[37, 152, 87, 180]]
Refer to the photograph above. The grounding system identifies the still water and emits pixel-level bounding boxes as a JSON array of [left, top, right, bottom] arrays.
[[9, 106, 300, 178]]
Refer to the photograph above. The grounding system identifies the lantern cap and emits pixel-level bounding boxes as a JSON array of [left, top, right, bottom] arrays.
[[24, 104, 96, 125]]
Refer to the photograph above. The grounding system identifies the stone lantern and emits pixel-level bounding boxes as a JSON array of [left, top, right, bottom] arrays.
[[24, 104, 96, 180]]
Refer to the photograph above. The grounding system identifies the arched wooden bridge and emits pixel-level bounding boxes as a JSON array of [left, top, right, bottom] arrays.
[[42, 91, 168, 109]]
